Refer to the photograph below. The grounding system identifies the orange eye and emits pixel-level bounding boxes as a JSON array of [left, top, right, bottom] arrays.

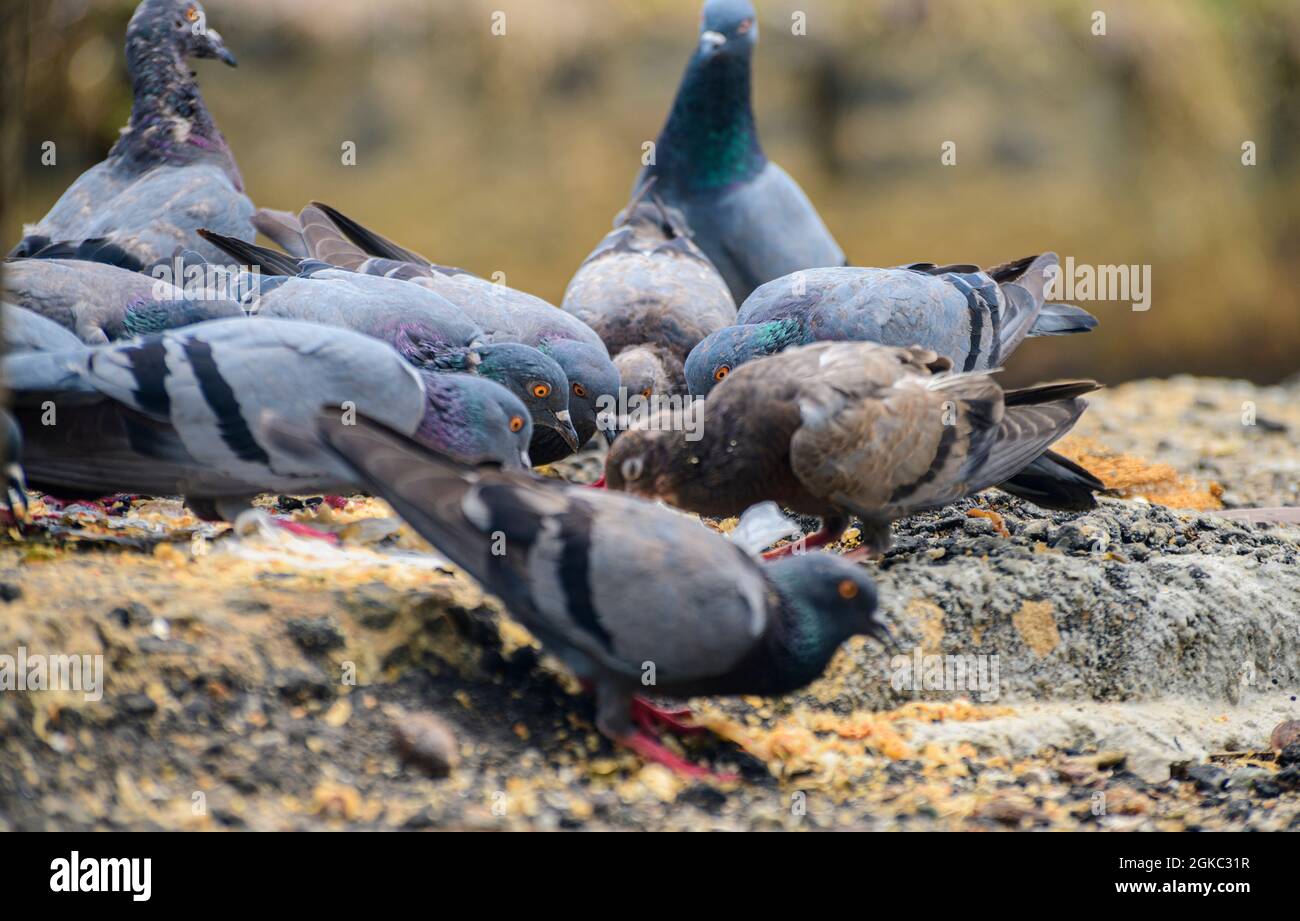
[[572, 382, 588, 399], [641, 387, 653, 399], [714, 365, 730, 382], [837, 579, 859, 600], [185, 6, 200, 21], [736, 18, 753, 34], [509, 416, 525, 433], [531, 383, 550, 399]]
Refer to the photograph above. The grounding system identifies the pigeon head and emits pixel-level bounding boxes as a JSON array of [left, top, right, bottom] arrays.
[[699, 0, 759, 55], [764, 553, 887, 656], [684, 318, 803, 397], [474, 343, 579, 455], [613, 346, 683, 401], [415, 373, 533, 470], [540, 339, 621, 451], [130, 1, 237, 67], [602, 426, 684, 502]]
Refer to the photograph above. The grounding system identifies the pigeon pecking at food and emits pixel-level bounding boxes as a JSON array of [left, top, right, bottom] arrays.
[[561, 178, 736, 400], [286, 410, 890, 779], [10, 0, 254, 270], [634, 0, 845, 304], [252, 203, 621, 464], [127, 234, 580, 454], [684, 253, 1098, 397], [3, 318, 533, 522], [608, 341, 1102, 555]]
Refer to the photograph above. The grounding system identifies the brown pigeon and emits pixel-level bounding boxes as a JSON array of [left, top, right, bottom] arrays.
[[606, 341, 1101, 554]]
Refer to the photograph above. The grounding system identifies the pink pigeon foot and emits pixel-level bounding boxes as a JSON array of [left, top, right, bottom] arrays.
[[631, 697, 707, 735], [617, 730, 737, 782], [761, 523, 842, 560], [274, 519, 340, 544]]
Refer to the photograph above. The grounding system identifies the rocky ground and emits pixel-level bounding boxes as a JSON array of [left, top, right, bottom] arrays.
[[1, 376, 1298, 831]]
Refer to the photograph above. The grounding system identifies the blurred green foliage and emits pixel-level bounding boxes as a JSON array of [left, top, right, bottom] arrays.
[[10, 0, 1300, 384]]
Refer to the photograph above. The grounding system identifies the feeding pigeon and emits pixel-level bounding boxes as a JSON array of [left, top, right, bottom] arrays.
[[4, 318, 533, 521], [284, 410, 888, 778], [561, 179, 736, 399], [252, 204, 621, 464], [3, 256, 240, 344], [634, 0, 845, 304], [684, 254, 1099, 396], [607, 341, 1102, 554], [133, 233, 578, 452], [10, 0, 254, 270]]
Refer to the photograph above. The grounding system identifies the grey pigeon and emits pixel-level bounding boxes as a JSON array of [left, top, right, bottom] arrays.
[[684, 254, 1098, 396], [133, 234, 578, 452], [562, 180, 736, 398], [256, 204, 620, 464], [10, 0, 254, 269], [608, 341, 1101, 554], [3, 303, 89, 354], [4, 318, 533, 520], [3, 257, 240, 344], [291, 410, 887, 778], [634, 0, 844, 303]]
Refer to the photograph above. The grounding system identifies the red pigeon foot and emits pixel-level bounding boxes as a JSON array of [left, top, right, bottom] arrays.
[[41, 495, 113, 515], [617, 730, 736, 782], [587, 474, 606, 489], [761, 523, 842, 560], [274, 519, 340, 544], [631, 697, 707, 735]]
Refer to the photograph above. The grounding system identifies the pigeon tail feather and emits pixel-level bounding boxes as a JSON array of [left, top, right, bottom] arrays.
[[197, 229, 301, 277]]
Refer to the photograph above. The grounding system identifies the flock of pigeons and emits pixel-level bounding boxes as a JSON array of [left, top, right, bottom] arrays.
[[2, 0, 1106, 777]]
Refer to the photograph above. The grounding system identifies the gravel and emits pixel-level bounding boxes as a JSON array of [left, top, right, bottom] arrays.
[[0, 376, 1297, 830]]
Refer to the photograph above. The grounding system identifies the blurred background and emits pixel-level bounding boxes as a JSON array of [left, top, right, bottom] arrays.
[[6, 0, 1300, 385]]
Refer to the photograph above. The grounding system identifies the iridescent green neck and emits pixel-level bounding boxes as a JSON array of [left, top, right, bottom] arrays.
[[755, 317, 807, 352], [769, 594, 842, 687], [656, 51, 765, 193]]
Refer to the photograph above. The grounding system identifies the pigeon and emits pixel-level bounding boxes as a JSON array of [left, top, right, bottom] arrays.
[[10, 0, 254, 269], [251, 204, 621, 464], [136, 234, 579, 452], [285, 410, 888, 778], [4, 318, 533, 520], [607, 341, 1102, 554], [684, 254, 1099, 396], [3, 256, 241, 344], [634, 0, 845, 303], [561, 179, 736, 399], [3, 303, 89, 354]]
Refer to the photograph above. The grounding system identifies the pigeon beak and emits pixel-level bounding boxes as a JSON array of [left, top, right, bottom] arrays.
[[4, 462, 28, 522], [700, 30, 727, 51], [520, 449, 533, 468], [548, 411, 580, 452], [206, 29, 238, 67]]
